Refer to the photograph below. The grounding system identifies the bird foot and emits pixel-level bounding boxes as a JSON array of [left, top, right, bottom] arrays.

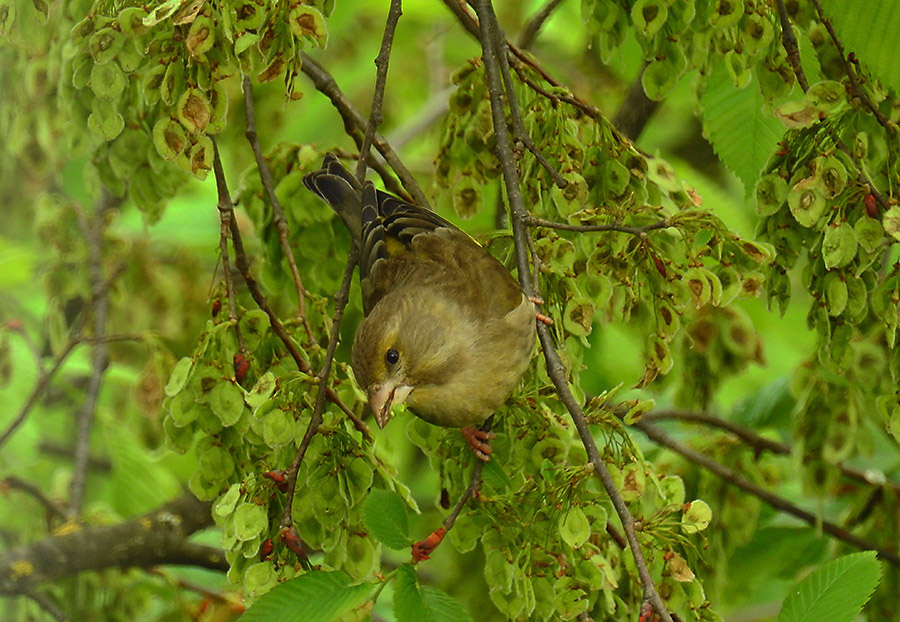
[[528, 296, 553, 325], [411, 527, 446, 562], [461, 426, 495, 462]]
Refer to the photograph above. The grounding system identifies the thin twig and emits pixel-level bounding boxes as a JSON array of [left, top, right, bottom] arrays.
[[242, 75, 314, 342], [280, 248, 361, 530], [775, 2, 889, 211], [3, 476, 66, 519], [811, 0, 891, 130], [495, 27, 567, 189], [442, 417, 492, 533], [0, 339, 79, 449], [69, 192, 115, 517], [26, 592, 68, 622], [356, 0, 403, 183], [215, 173, 245, 353], [774, 0, 809, 92], [299, 52, 430, 208], [211, 142, 366, 434], [472, 1, 673, 618], [633, 418, 900, 567], [517, 0, 564, 49], [643, 409, 900, 497], [524, 214, 672, 236]]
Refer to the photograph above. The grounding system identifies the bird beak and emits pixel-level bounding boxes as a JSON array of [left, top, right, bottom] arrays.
[[368, 382, 413, 429]]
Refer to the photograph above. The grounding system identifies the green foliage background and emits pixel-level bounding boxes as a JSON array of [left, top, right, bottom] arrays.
[[1, 0, 899, 620]]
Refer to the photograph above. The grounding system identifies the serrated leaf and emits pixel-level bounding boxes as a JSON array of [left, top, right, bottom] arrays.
[[241, 570, 374, 622], [394, 564, 474, 622], [820, 0, 900, 95], [701, 61, 785, 195], [361, 489, 410, 549], [777, 551, 882, 622]]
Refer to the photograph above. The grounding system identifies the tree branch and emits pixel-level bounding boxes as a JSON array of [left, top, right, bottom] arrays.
[[299, 52, 430, 208], [471, 1, 673, 618], [69, 191, 118, 517], [210, 142, 364, 432], [0, 494, 224, 596], [516, 0, 564, 49], [523, 214, 672, 236], [355, 0, 403, 183], [242, 75, 314, 342], [632, 418, 900, 567], [612, 64, 661, 141]]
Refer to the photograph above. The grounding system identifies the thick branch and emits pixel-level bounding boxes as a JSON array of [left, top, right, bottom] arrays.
[[472, 1, 672, 618], [612, 64, 661, 141], [0, 494, 223, 595]]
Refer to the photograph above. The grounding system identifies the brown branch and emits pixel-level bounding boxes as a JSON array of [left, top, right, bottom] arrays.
[[2, 476, 66, 520], [242, 75, 314, 342], [775, 1, 890, 211], [524, 214, 672, 236], [38, 441, 112, 471], [442, 417, 492, 533], [280, 247, 365, 530], [0, 339, 78, 449], [299, 52, 430, 208], [632, 418, 900, 567], [643, 409, 900, 498], [811, 0, 891, 130], [775, 0, 809, 92], [210, 142, 363, 431], [27, 591, 67, 622], [472, 1, 672, 618], [215, 174, 245, 353], [69, 192, 118, 517], [355, 0, 403, 183], [495, 27, 567, 189], [517, 0, 564, 49], [0, 494, 224, 596]]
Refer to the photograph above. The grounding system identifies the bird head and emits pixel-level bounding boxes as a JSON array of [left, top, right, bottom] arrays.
[[351, 288, 464, 429]]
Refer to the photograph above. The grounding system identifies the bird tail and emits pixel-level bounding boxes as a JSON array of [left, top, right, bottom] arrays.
[[303, 153, 363, 242]]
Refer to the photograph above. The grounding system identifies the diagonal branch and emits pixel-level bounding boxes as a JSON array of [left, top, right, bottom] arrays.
[[471, 1, 673, 619], [299, 52, 430, 208], [242, 75, 314, 342], [632, 418, 900, 567], [355, 0, 403, 183], [210, 142, 368, 436], [280, 248, 361, 530]]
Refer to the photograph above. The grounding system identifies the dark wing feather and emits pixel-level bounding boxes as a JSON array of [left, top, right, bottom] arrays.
[[305, 154, 524, 319]]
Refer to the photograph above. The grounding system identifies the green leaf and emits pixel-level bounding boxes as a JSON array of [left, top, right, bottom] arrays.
[[233, 502, 268, 542], [394, 564, 474, 622], [820, 0, 900, 95], [777, 551, 882, 622], [240, 570, 374, 622], [700, 61, 785, 194], [208, 379, 245, 426], [361, 489, 410, 550]]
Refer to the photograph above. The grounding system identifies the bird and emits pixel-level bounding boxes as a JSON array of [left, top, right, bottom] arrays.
[[303, 153, 535, 460]]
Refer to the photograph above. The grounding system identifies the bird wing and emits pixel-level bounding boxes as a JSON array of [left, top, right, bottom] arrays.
[[304, 154, 524, 320]]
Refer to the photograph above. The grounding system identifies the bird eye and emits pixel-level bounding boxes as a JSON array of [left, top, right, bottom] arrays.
[[385, 347, 400, 365]]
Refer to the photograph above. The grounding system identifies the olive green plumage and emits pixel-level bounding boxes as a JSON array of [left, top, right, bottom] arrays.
[[304, 154, 534, 430]]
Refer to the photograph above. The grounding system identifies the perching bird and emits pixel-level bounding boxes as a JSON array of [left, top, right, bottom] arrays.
[[303, 154, 535, 460]]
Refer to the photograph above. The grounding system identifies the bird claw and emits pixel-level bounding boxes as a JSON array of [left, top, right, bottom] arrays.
[[528, 296, 545, 305], [461, 426, 495, 462], [535, 312, 553, 325]]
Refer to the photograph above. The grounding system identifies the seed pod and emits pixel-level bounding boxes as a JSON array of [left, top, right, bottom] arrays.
[[631, 0, 668, 38], [89, 27, 123, 64], [817, 156, 846, 198], [822, 272, 848, 316], [90, 60, 126, 100], [854, 215, 884, 253], [788, 177, 826, 227], [756, 173, 788, 216], [822, 222, 857, 269], [288, 5, 327, 48], [805, 80, 846, 114], [741, 13, 774, 56]]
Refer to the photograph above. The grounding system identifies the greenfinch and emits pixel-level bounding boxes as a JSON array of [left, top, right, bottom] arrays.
[[303, 154, 535, 459]]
